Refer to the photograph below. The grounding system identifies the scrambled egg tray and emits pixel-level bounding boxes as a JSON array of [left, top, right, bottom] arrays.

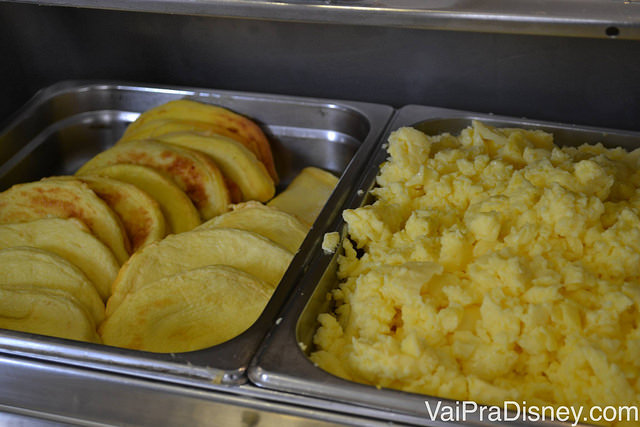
[[311, 121, 639, 426]]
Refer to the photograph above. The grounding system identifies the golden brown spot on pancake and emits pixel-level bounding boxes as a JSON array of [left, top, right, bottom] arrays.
[[110, 148, 207, 210], [94, 189, 123, 206], [29, 193, 95, 233], [163, 155, 207, 209], [126, 206, 152, 250], [120, 151, 151, 165], [225, 179, 242, 203], [30, 192, 83, 218]]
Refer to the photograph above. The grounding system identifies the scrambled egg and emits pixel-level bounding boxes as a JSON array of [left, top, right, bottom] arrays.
[[310, 121, 640, 425], [322, 231, 341, 254]]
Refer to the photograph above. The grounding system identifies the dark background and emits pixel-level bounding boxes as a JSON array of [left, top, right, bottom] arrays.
[[1, 2, 639, 131]]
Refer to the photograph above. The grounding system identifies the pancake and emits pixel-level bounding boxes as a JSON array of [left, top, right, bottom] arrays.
[[87, 164, 200, 234], [106, 227, 293, 316], [0, 286, 100, 343], [100, 265, 271, 352], [268, 167, 338, 227], [0, 218, 119, 300], [0, 246, 105, 324], [154, 131, 275, 202], [76, 175, 166, 251], [197, 201, 307, 253], [120, 99, 278, 182], [76, 139, 230, 220], [0, 177, 130, 264]]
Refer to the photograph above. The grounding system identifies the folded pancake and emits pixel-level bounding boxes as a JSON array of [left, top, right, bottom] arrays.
[[0, 177, 130, 264], [117, 118, 264, 156], [0, 246, 105, 324], [76, 175, 166, 251], [153, 131, 275, 202], [106, 228, 293, 316], [196, 201, 307, 253], [100, 265, 271, 352], [120, 99, 278, 183], [0, 287, 100, 343], [86, 164, 200, 234], [0, 218, 119, 300], [76, 139, 230, 220], [267, 167, 338, 227]]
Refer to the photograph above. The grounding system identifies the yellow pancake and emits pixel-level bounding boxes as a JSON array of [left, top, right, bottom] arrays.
[[76, 175, 166, 251], [76, 139, 230, 220], [153, 131, 275, 202], [0, 246, 105, 324], [0, 177, 130, 264], [0, 218, 118, 300], [106, 228, 293, 316], [100, 265, 271, 352], [267, 167, 338, 226], [196, 201, 307, 253], [120, 100, 278, 182], [86, 164, 200, 234], [117, 118, 262, 159], [0, 287, 100, 343]]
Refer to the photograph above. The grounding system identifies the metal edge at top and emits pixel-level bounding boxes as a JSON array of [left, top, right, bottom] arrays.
[[393, 104, 640, 140], [3, 0, 640, 40]]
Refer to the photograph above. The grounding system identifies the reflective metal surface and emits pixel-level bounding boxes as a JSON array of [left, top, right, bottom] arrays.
[[0, 354, 397, 426], [2, 4, 640, 136], [0, 409, 76, 427], [0, 80, 393, 387], [3, 0, 640, 39], [249, 105, 640, 426]]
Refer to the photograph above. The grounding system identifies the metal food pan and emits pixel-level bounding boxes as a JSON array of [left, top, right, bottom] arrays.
[[249, 105, 640, 426], [0, 80, 393, 387]]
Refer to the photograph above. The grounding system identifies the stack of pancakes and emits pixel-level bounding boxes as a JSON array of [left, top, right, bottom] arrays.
[[0, 99, 338, 352]]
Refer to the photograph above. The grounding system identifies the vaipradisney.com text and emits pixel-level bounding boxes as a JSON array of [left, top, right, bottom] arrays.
[[425, 400, 639, 426]]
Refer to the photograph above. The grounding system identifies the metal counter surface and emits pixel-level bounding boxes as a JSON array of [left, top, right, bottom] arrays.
[[2, 0, 640, 39], [0, 354, 404, 426]]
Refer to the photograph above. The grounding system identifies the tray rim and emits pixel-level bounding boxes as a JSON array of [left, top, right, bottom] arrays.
[[0, 79, 395, 388], [248, 105, 640, 426]]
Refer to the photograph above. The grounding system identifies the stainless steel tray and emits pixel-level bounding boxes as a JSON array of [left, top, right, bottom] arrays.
[[249, 105, 640, 426], [0, 80, 393, 387]]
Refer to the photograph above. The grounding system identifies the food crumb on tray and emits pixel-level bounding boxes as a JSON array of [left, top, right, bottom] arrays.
[[322, 231, 340, 254]]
